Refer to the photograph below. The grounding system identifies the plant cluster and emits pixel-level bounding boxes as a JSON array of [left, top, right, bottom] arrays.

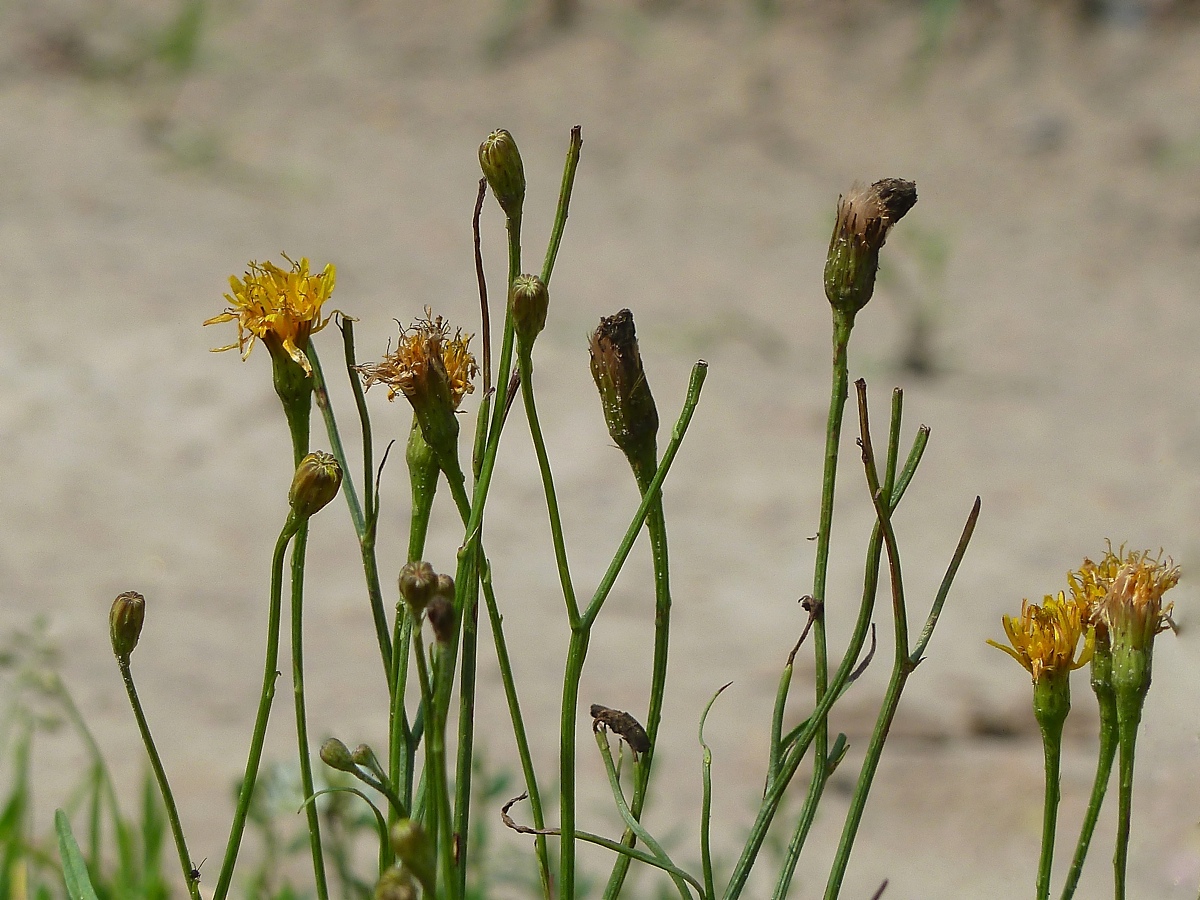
[[0, 127, 1182, 900]]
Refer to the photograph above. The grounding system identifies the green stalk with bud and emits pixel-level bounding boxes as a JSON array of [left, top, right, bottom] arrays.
[[109, 592, 202, 900]]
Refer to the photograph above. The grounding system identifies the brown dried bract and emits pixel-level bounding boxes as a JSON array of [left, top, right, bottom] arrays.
[[589, 704, 650, 755]]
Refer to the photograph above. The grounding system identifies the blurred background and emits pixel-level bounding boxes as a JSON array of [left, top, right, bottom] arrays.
[[2, 0, 1200, 896]]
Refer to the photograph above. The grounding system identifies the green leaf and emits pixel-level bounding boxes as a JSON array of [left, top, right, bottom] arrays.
[[54, 810, 100, 900]]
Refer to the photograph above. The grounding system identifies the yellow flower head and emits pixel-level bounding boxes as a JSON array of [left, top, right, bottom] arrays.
[[358, 310, 478, 410], [988, 591, 1094, 682], [1102, 548, 1179, 650], [204, 255, 336, 375]]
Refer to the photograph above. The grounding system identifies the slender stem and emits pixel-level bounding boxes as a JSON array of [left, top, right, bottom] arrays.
[[289, 521, 329, 900], [1040, 726, 1064, 900], [213, 521, 293, 900], [560, 362, 708, 899], [699, 684, 731, 900], [560, 624, 590, 900], [541, 126, 583, 287], [479, 558, 554, 897], [804, 310, 854, 834], [414, 627, 458, 900], [595, 731, 695, 900], [117, 659, 202, 900], [517, 348, 580, 625], [1113, 702, 1143, 900], [391, 420, 439, 827], [583, 363, 708, 629], [724, 421, 932, 899], [603, 455, 670, 897], [1060, 684, 1117, 900], [309, 337, 392, 680]]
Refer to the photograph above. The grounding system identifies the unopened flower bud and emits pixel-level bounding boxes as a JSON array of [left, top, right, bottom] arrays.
[[426, 594, 455, 645], [289, 451, 342, 520], [390, 819, 436, 893], [374, 867, 417, 900], [399, 561, 438, 615], [319, 737, 357, 773], [479, 129, 525, 220], [351, 743, 377, 768], [511, 274, 549, 348], [824, 178, 917, 321], [109, 591, 146, 661], [589, 309, 659, 471]]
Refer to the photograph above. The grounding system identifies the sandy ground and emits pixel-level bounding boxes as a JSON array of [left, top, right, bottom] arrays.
[[3, 1, 1200, 897]]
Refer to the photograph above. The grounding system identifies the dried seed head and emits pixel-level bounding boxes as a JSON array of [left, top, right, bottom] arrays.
[[399, 561, 438, 615], [824, 179, 917, 320], [511, 274, 549, 349], [288, 451, 343, 521], [479, 129, 526, 220], [109, 591, 146, 662], [590, 703, 651, 755], [589, 309, 659, 469]]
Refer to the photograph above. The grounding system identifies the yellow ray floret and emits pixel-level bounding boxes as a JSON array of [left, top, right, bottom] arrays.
[[204, 255, 336, 375], [988, 592, 1094, 682]]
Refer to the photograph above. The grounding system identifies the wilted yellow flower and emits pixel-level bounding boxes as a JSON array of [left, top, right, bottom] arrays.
[[1102, 549, 1178, 651], [358, 310, 477, 409], [1069, 545, 1178, 645], [205, 256, 336, 375], [989, 592, 1094, 682]]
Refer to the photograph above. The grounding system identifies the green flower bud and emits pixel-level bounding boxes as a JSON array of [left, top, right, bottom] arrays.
[[399, 561, 437, 615], [824, 178, 917, 321], [511, 274, 549, 349], [374, 867, 417, 900], [389, 819, 436, 893], [109, 591, 146, 661], [351, 743, 377, 768], [589, 309, 659, 471], [479, 129, 525, 221], [319, 737, 357, 773], [289, 451, 342, 520]]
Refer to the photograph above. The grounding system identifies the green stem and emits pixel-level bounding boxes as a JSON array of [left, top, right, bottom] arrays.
[[289, 522, 329, 900], [517, 348, 580, 625], [213, 521, 293, 900], [541, 126, 583, 287], [117, 659, 202, 900], [603, 454, 669, 898], [308, 339, 392, 678], [804, 310, 854, 828], [437, 465, 551, 898], [723, 422, 935, 899], [698, 684, 731, 900], [1032, 673, 1071, 900], [595, 731, 696, 900], [559, 362, 707, 898], [414, 626, 458, 900], [1040, 726, 1064, 900], [390, 420, 439, 830], [1113, 700, 1143, 900], [1060, 684, 1117, 900]]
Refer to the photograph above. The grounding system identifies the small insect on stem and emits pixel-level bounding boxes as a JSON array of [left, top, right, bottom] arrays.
[[589, 704, 650, 756], [189, 858, 206, 883]]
